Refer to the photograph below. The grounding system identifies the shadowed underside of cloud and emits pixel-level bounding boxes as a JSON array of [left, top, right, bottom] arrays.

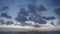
[[15, 8, 28, 23], [29, 15, 47, 24], [34, 19, 47, 24], [43, 16, 55, 20], [1, 13, 12, 19], [0, 6, 11, 19], [15, 15, 28, 23]]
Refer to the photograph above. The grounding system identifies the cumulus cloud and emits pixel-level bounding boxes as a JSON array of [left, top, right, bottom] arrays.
[[15, 8, 28, 22], [27, 4, 47, 24], [1, 13, 12, 19], [15, 0, 47, 26]]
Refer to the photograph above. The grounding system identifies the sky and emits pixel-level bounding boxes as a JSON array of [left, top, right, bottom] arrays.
[[0, 0, 60, 31], [0, 0, 56, 18]]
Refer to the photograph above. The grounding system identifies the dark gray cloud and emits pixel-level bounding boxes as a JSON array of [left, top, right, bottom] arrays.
[[0, 6, 11, 19], [28, 4, 36, 13], [37, 5, 47, 12], [1, 13, 12, 19], [34, 19, 47, 24], [6, 21, 14, 25], [43, 16, 55, 20], [29, 15, 47, 24], [0, 20, 5, 24], [0, 6, 9, 11], [15, 8, 28, 23], [15, 15, 28, 23], [15, 1, 47, 25], [28, 4, 47, 14], [54, 8, 60, 16], [28, 4, 47, 24], [19, 8, 28, 16]]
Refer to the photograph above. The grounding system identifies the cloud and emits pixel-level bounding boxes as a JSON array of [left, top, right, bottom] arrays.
[[0, 6, 11, 19], [37, 5, 47, 12], [1, 13, 12, 19], [43, 16, 55, 20], [28, 4, 47, 13], [6, 21, 14, 25], [29, 15, 47, 24], [28, 4, 36, 13], [57, 21, 60, 25], [0, 6, 9, 11], [54, 8, 60, 16], [15, 3, 47, 25], [15, 15, 28, 23], [15, 8, 29, 25], [35, 19, 47, 24], [19, 8, 28, 16], [0, 20, 5, 24], [50, 21, 55, 25]]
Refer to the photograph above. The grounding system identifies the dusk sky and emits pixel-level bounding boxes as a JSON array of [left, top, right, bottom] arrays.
[[0, 0, 60, 31]]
